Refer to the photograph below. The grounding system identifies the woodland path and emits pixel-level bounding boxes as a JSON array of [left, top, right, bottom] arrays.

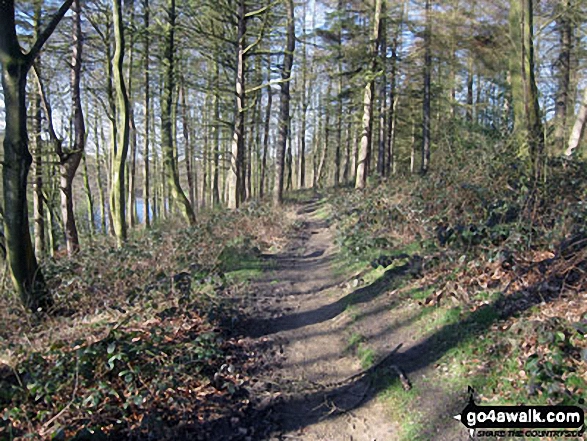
[[241, 197, 401, 441]]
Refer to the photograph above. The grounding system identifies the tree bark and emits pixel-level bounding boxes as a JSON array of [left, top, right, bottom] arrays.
[[109, 0, 131, 245], [212, 57, 221, 206], [31, 1, 45, 259], [509, 0, 544, 179], [565, 86, 587, 157], [81, 151, 94, 235], [316, 83, 331, 187], [0, 0, 73, 309], [377, 1, 387, 177], [127, 1, 138, 229], [274, 0, 295, 205], [355, 0, 383, 188], [421, 0, 431, 174], [554, 0, 572, 152], [228, 0, 246, 209], [260, 83, 272, 198], [161, 0, 196, 224], [143, 0, 151, 227], [181, 80, 196, 208], [59, 0, 84, 256], [96, 118, 108, 233]]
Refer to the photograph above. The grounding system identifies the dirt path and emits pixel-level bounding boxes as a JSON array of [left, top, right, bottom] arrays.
[[243, 198, 399, 440]]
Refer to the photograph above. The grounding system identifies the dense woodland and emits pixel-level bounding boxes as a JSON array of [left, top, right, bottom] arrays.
[[0, 0, 584, 308], [1, 0, 587, 439]]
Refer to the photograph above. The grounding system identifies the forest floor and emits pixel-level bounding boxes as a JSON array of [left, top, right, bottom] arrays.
[[2, 168, 586, 440], [236, 195, 468, 441]]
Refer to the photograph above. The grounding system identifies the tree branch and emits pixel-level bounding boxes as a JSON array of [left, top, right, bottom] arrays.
[[25, 0, 74, 68], [244, 0, 281, 18], [245, 78, 290, 95]]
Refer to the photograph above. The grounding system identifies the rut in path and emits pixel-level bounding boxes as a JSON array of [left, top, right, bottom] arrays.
[[243, 198, 400, 441]]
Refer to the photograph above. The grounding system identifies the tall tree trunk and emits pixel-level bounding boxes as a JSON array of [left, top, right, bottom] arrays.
[[554, 0, 572, 152], [509, 0, 544, 179], [316, 84, 331, 187], [104, 11, 116, 235], [466, 56, 474, 122], [355, 0, 383, 188], [377, 1, 387, 176], [110, 0, 131, 245], [59, 0, 84, 256], [335, 84, 343, 186], [212, 58, 221, 206], [31, 90, 45, 258], [274, 0, 295, 205], [260, 83, 272, 198], [201, 94, 209, 209], [143, 0, 150, 227], [181, 80, 196, 208], [81, 152, 94, 235], [161, 0, 196, 224], [31, 1, 45, 259], [127, 1, 137, 229], [246, 87, 258, 200], [0, 0, 73, 309], [299, 2, 308, 189], [334, 0, 345, 187], [386, 1, 402, 176], [342, 108, 352, 182], [286, 116, 293, 192], [565, 86, 587, 157], [421, 0, 431, 174], [228, 0, 246, 209], [96, 118, 107, 233], [254, 81, 263, 198]]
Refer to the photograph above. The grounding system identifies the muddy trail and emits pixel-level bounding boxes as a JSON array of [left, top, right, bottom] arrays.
[[234, 197, 470, 441], [239, 197, 396, 440]]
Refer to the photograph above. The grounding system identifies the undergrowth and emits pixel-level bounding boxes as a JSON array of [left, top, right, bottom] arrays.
[[0, 201, 289, 440], [325, 141, 587, 439]]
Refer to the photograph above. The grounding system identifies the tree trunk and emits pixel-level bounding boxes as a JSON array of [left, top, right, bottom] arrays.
[[34, 59, 85, 256], [299, 2, 308, 189], [229, 0, 246, 209], [260, 83, 272, 198], [377, 1, 387, 176], [181, 80, 196, 208], [286, 116, 293, 192], [81, 152, 94, 235], [0, 0, 73, 309], [509, 0, 544, 178], [59, 0, 84, 256], [96, 118, 108, 233], [316, 84, 331, 187], [466, 56, 474, 122], [127, 1, 137, 229], [385, 0, 402, 177], [554, 0, 572, 152], [31, 2, 45, 259], [565, 86, 587, 157], [421, 0, 431, 174], [274, 0, 295, 205], [246, 88, 258, 201], [355, 0, 383, 188], [161, 0, 196, 224], [143, 0, 151, 227], [1, 65, 48, 309], [212, 58, 221, 206], [110, 0, 131, 245], [342, 107, 352, 182]]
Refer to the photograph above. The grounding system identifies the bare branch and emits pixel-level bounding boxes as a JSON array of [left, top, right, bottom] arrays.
[[25, 0, 74, 68]]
